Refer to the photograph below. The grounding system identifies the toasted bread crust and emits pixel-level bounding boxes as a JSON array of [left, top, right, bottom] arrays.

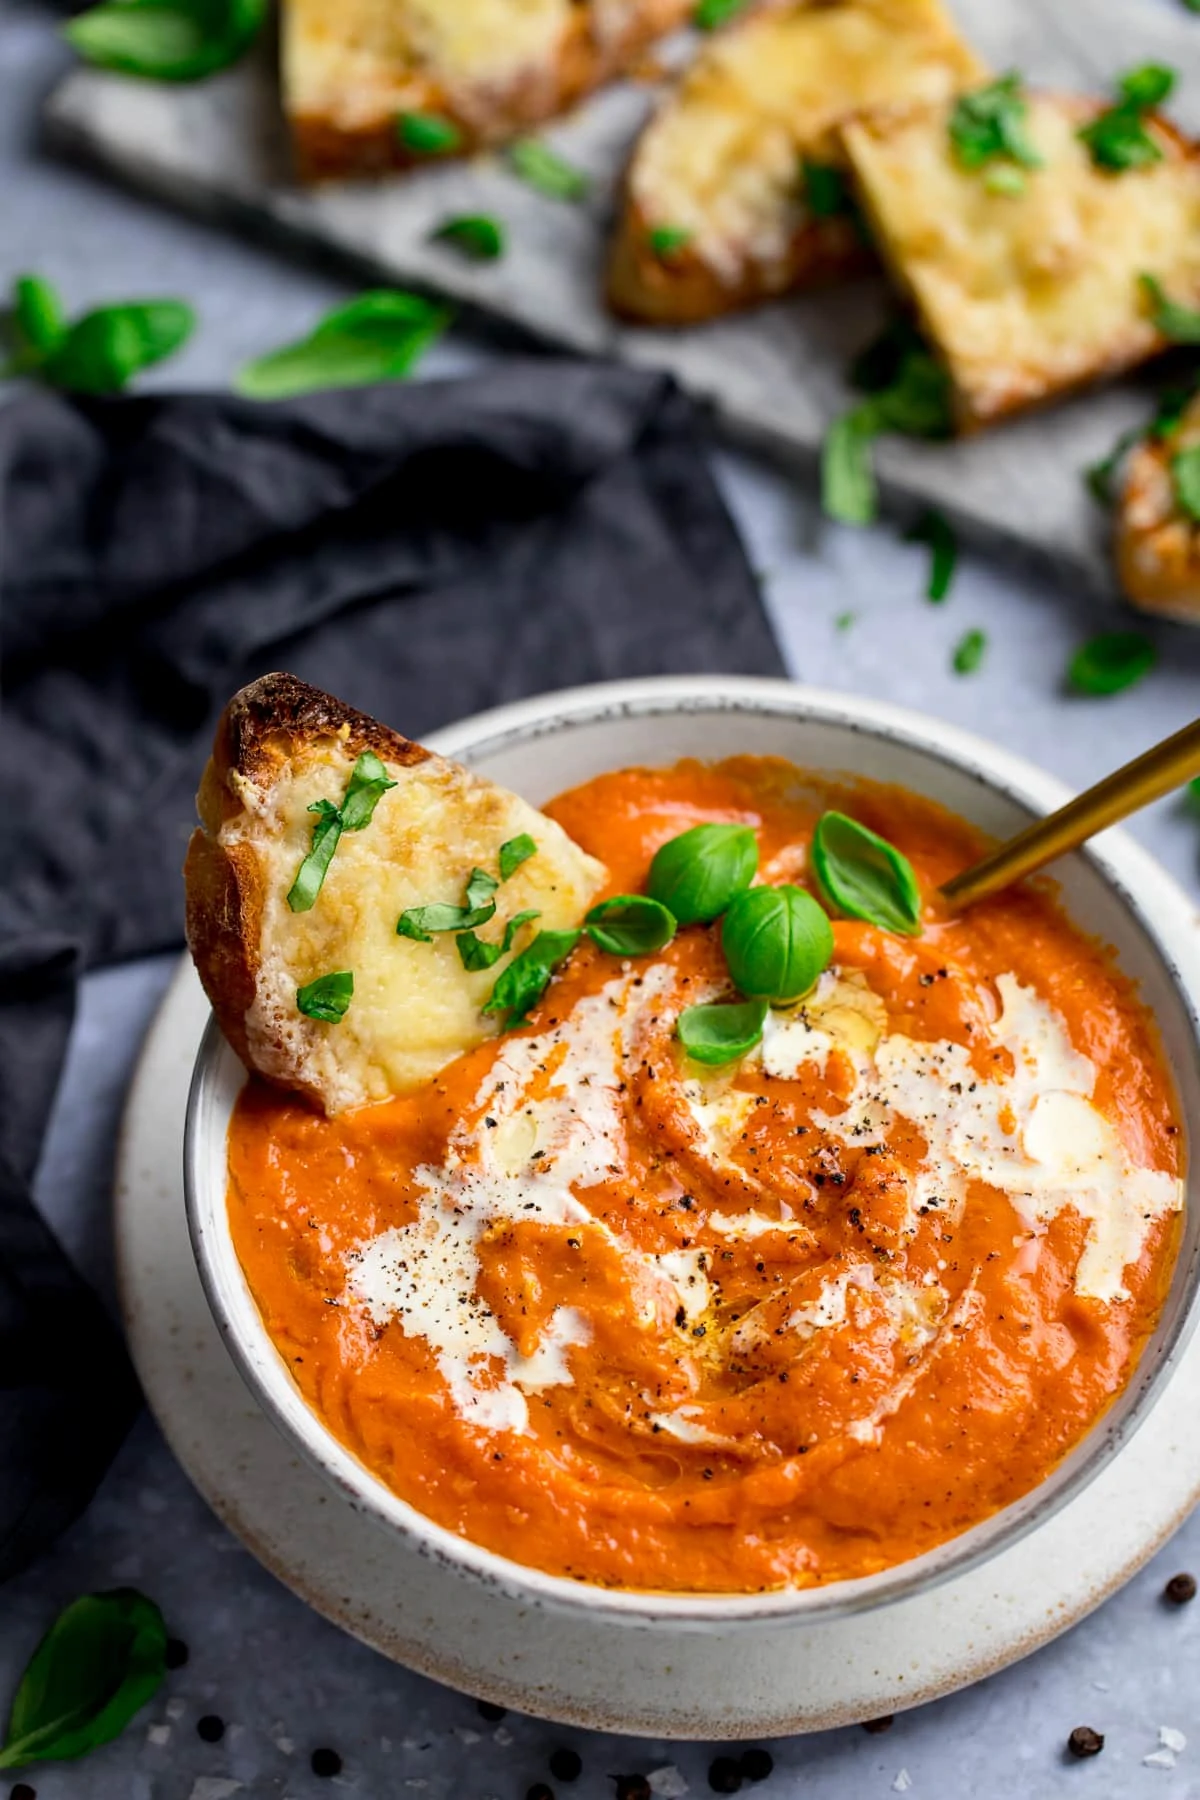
[[185, 674, 431, 1105], [286, 0, 691, 183]]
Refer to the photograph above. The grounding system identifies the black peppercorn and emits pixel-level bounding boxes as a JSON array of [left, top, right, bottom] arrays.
[[550, 1749, 583, 1782], [10, 1785, 37, 1800], [527, 1786, 554, 1800], [1164, 1572, 1197, 1605], [477, 1699, 507, 1722], [1067, 1726, 1104, 1759], [709, 1756, 743, 1794], [311, 1748, 342, 1778], [614, 1778, 652, 1800], [862, 1716, 894, 1735], [740, 1747, 774, 1782], [165, 1638, 189, 1670], [196, 1715, 225, 1743]]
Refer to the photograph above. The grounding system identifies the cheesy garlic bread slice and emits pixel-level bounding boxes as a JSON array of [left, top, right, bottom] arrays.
[[606, 0, 984, 325], [842, 89, 1200, 428], [284, 0, 693, 182], [185, 674, 606, 1113], [1116, 391, 1200, 621]]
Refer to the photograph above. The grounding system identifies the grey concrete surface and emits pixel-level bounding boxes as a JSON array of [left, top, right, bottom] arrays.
[[3, 4, 1200, 1796]]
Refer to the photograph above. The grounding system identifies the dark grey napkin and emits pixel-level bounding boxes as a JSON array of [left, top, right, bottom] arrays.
[[0, 357, 782, 1581]]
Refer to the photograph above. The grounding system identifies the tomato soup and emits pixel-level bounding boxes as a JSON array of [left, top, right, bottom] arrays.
[[227, 759, 1183, 1592]]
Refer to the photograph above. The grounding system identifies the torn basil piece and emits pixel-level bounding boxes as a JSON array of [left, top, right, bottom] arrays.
[[296, 971, 354, 1022]]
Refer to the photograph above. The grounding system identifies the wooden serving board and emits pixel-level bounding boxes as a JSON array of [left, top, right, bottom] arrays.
[[43, 1, 1200, 593]]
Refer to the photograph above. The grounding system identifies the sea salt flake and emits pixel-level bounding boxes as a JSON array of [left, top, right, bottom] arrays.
[[456, 1728, 482, 1745], [1160, 1726, 1187, 1754], [648, 1766, 690, 1797], [493, 1726, 514, 1746], [1143, 1750, 1177, 1770], [167, 1697, 187, 1721], [188, 1781, 243, 1800], [893, 1773, 913, 1793], [146, 1723, 171, 1746]]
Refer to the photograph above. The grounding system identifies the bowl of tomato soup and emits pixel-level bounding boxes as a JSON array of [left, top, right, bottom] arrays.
[[186, 678, 1199, 1660]]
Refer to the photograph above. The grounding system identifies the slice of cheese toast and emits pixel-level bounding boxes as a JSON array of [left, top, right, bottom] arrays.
[[841, 92, 1200, 429], [1116, 393, 1200, 622], [606, 0, 984, 325], [185, 674, 606, 1112], [284, 0, 693, 182]]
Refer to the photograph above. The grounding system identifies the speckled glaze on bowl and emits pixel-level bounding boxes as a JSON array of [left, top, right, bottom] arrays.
[[180, 676, 1200, 1730]]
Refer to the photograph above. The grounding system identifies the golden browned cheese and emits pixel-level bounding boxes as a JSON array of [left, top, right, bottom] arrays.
[[1116, 392, 1200, 623], [842, 94, 1200, 428], [227, 759, 1183, 1593]]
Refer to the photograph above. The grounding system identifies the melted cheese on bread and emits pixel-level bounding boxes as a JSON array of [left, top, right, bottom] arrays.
[[842, 93, 1200, 426]]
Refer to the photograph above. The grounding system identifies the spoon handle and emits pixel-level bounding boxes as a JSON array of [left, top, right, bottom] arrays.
[[939, 717, 1200, 912]]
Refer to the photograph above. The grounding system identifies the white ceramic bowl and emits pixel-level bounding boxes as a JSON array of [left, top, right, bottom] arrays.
[[184, 676, 1200, 1726]]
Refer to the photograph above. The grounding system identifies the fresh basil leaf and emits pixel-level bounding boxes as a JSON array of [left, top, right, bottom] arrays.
[[287, 799, 343, 913], [1119, 63, 1176, 109], [1068, 631, 1157, 695], [872, 347, 953, 439], [456, 909, 541, 972], [64, 0, 265, 81], [296, 970, 353, 1022], [1150, 380, 1200, 440], [13, 275, 66, 358], [585, 895, 677, 957], [235, 291, 451, 400], [648, 226, 693, 258], [835, 610, 856, 631], [0, 1589, 166, 1770], [1079, 103, 1162, 173], [952, 627, 987, 675], [905, 508, 957, 600], [647, 823, 758, 926], [465, 868, 499, 912], [802, 159, 852, 218], [812, 812, 922, 937], [676, 999, 768, 1066], [482, 928, 580, 1025], [397, 898, 498, 941], [1084, 424, 1145, 506], [721, 886, 833, 1004], [1171, 445, 1200, 521], [431, 215, 505, 261], [1189, 776, 1200, 809], [339, 749, 397, 831], [822, 403, 879, 525], [949, 74, 1042, 176], [38, 301, 194, 394], [1140, 273, 1200, 343], [693, 0, 749, 25], [498, 834, 537, 881], [508, 139, 589, 202], [397, 112, 462, 156]]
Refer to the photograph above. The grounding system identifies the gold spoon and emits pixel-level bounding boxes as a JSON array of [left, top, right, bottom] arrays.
[[939, 717, 1200, 912]]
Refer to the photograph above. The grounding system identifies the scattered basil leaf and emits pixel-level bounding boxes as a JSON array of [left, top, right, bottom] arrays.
[[824, 324, 953, 526], [802, 160, 852, 218], [432, 214, 505, 261], [721, 885, 833, 1004], [647, 822, 758, 926], [287, 799, 343, 913], [296, 970, 353, 1022], [508, 139, 590, 202], [0, 1589, 166, 1771], [835, 610, 856, 632], [482, 928, 580, 1026], [498, 833, 537, 881], [905, 508, 957, 601], [235, 291, 451, 400], [1139, 273, 1200, 343], [397, 112, 462, 156], [1171, 445, 1200, 521], [585, 895, 677, 957], [456, 909, 541, 972], [465, 868, 500, 912], [952, 627, 987, 675], [693, 0, 749, 26], [676, 999, 768, 1066], [397, 897, 498, 941], [812, 812, 922, 937], [63, 0, 265, 82], [1189, 776, 1200, 810], [36, 301, 194, 394], [13, 275, 66, 358], [1119, 63, 1176, 109], [822, 405, 878, 526], [949, 73, 1042, 178], [1084, 424, 1144, 506], [338, 749, 397, 831], [648, 226, 693, 258], [1068, 631, 1157, 695], [1079, 103, 1163, 173]]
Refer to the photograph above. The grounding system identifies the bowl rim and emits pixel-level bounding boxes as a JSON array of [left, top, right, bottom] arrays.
[[184, 674, 1200, 1629]]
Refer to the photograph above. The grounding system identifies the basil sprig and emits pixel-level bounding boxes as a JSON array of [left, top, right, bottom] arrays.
[[398, 868, 499, 941], [585, 895, 676, 956], [648, 226, 693, 259], [1079, 65, 1175, 173], [648, 822, 758, 925], [1068, 632, 1156, 696], [63, 0, 265, 82], [948, 73, 1043, 190], [1139, 274, 1200, 344], [812, 812, 922, 936], [457, 909, 541, 972], [905, 508, 957, 601], [498, 833, 537, 881], [508, 140, 590, 202], [1171, 444, 1200, 521], [397, 112, 462, 156], [677, 999, 769, 1066], [721, 885, 833, 1004], [287, 750, 396, 913], [432, 215, 505, 262], [2, 274, 194, 392], [823, 319, 954, 525], [0, 1590, 166, 1770], [296, 970, 354, 1022], [483, 928, 580, 1027], [235, 292, 452, 401], [952, 627, 987, 675]]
